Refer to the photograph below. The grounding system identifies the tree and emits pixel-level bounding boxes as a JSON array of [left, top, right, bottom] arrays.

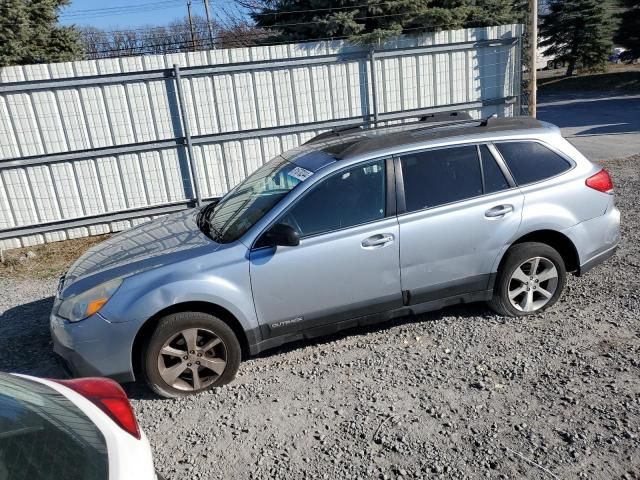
[[244, 0, 522, 44], [614, 0, 640, 60], [0, 0, 32, 67], [540, 0, 614, 76], [77, 16, 268, 59], [0, 0, 82, 67]]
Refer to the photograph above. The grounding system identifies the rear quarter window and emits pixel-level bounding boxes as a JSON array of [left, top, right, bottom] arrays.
[[496, 141, 571, 186]]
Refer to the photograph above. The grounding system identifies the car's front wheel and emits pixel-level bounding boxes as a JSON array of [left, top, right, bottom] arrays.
[[143, 312, 241, 398], [488, 242, 567, 317]]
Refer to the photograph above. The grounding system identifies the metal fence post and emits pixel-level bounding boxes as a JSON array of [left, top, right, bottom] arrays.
[[369, 47, 379, 125], [173, 64, 202, 207]]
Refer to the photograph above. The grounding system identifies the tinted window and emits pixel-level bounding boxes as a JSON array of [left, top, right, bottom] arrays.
[[281, 160, 386, 237], [480, 145, 510, 194], [0, 374, 108, 480], [401, 146, 483, 212], [496, 142, 571, 185]]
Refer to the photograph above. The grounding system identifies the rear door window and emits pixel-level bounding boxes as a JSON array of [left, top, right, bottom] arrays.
[[479, 145, 510, 194], [0, 374, 108, 480], [495, 141, 571, 186], [400, 146, 483, 212]]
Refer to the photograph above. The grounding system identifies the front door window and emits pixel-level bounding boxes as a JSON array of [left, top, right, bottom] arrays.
[[280, 159, 386, 237]]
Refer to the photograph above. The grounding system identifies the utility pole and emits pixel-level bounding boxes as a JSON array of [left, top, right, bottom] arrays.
[[529, 0, 538, 118], [203, 0, 215, 50], [187, 0, 196, 52]]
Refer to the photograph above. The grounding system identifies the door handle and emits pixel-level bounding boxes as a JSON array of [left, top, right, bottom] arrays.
[[361, 233, 394, 249], [485, 204, 514, 218]]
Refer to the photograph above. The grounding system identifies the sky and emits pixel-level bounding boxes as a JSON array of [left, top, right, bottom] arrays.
[[58, 0, 246, 31]]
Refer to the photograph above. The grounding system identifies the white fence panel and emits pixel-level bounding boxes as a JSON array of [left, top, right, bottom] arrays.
[[0, 25, 524, 249]]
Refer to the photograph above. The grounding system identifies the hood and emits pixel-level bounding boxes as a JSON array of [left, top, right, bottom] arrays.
[[62, 208, 219, 296]]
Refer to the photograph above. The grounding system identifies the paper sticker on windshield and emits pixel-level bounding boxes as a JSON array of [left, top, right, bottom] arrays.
[[288, 166, 314, 182]]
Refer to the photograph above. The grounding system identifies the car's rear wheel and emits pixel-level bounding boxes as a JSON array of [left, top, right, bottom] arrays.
[[143, 312, 241, 398], [488, 242, 567, 317]]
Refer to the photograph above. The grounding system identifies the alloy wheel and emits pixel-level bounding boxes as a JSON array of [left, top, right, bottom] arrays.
[[507, 256, 559, 313], [157, 328, 227, 391]]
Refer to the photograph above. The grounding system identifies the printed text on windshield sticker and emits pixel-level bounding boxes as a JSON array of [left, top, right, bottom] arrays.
[[288, 166, 314, 182]]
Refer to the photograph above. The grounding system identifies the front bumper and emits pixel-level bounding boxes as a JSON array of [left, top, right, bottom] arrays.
[[50, 311, 137, 383]]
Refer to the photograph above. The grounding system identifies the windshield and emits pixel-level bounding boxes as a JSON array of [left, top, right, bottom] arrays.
[[200, 155, 312, 243]]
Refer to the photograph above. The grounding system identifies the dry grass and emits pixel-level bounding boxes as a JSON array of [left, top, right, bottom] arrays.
[[0, 235, 110, 280], [538, 64, 640, 93]]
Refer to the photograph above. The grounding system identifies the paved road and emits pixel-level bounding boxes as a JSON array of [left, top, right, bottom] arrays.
[[538, 92, 640, 162]]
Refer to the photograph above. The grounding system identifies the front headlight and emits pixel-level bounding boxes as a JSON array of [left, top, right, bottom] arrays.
[[58, 278, 123, 323]]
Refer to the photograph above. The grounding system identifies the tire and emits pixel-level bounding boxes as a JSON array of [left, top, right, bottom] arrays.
[[488, 242, 567, 317], [143, 311, 241, 398]]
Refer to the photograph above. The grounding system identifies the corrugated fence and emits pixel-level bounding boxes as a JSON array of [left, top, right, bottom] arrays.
[[0, 24, 523, 250]]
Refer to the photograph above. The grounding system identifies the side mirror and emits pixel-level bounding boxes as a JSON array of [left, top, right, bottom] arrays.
[[264, 223, 300, 247]]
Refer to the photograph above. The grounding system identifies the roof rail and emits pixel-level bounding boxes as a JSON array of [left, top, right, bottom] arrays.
[[419, 111, 473, 123], [303, 125, 363, 145], [480, 113, 499, 126], [303, 112, 500, 145]]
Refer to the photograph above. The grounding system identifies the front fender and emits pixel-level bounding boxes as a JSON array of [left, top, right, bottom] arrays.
[[99, 248, 258, 335], [114, 279, 257, 333]]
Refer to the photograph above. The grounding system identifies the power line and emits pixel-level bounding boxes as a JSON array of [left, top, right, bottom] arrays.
[[74, 13, 430, 37], [75, 11, 421, 38], [61, 0, 406, 19], [80, 22, 488, 57], [1, 0, 623, 20], [1, 0, 415, 28], [244, 1, 413, 18], [59, 0, 185, 18]]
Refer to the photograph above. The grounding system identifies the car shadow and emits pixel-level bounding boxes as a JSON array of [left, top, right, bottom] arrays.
[[538, 95, 640, 136], [0, 295, 67, 378], [0, 294, 497, 401]]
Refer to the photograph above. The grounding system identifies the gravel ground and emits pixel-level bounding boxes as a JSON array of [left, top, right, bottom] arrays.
[[1, 155, 639, 480]]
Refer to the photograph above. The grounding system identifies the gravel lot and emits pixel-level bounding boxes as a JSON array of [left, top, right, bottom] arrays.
[[1, 155, 639, 480]]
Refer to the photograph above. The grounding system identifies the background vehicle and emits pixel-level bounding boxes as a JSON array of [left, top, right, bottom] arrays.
[[50, 115, 620, 398], [0, 373, 158, 480]]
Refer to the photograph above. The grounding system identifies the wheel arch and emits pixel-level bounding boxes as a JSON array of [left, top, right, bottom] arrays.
[[131, 301, 252, 380], [496, 229, 580, 278]]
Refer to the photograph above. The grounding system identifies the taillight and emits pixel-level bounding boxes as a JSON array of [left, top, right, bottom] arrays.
[[54, 377, 141, 439], [586, 169, 613, 193]]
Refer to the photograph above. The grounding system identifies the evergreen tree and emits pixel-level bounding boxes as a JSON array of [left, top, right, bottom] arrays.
[[614, 0, 640, 60], [250, 0, 522, 44], [0, 0, 31, 67], [540, 0, 613, 76], [0, 0, 82, 67]]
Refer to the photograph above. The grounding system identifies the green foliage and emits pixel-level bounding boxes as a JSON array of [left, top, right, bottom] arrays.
[[250, 0, 523, 44], [0, 0, 82, 67], [614, 0, 640, 59], [0, 0, 31, 67], [540, 0, 614, 76]]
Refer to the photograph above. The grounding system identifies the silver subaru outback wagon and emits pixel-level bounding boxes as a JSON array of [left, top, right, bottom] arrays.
[[51, 116, 620, 398]]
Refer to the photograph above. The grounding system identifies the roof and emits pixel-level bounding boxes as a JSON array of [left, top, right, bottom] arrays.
[[306, 116, 550, 162]]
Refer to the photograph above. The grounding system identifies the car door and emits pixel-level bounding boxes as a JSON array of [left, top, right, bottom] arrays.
[[249, 158, 402, 339], [396, 144, 524, 304]]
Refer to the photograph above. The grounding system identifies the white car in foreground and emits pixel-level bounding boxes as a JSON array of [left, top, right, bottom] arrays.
[[0, 373, 158, 480]]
